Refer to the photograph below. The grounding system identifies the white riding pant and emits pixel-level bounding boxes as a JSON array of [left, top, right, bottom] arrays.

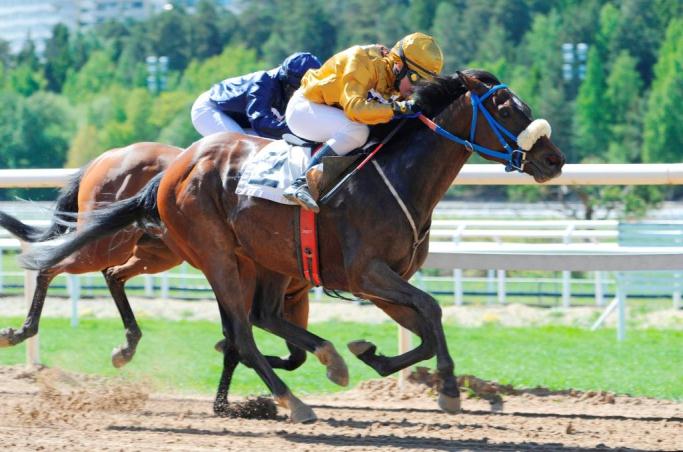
[[285, 89, 369, 155], [191, 90, 246, 136]]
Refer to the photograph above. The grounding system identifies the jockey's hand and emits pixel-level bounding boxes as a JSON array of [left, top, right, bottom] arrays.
[[392, 100, 420, 118]]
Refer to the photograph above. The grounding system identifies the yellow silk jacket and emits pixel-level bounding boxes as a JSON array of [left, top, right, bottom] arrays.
[[300, 45, 401, 125]]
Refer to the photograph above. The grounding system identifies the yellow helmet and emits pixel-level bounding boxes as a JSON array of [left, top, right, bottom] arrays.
[[391, 32, 444, 82]]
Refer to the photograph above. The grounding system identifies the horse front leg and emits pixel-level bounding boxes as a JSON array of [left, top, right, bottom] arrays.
[[347, 297, 432, 376], [0, 269, 55, 347], [349, 260, 460, 413], [249, 271, 348, 387]]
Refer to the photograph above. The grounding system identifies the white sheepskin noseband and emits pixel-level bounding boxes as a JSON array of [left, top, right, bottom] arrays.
[[517, 119, 551, 151]]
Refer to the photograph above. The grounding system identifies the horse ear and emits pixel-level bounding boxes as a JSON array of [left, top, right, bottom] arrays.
[[456, 71, 485, 94]]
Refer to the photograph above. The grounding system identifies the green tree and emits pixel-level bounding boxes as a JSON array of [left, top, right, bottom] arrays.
[[431, 2, 462, 73], [0, 39, 10, 72], [43, 24, 72, 92], [231, 0, 277, 57], [180, 45, 263, 94], [148, 4, 191, 71], [605, 51, 643, 163], [115, 28, 150, 87], [643, 18, 683, 163], [574, 47, 610, 161], [0, 92, 74, 168], [149, 90, 194, 133], [444, 1, 490, 69], [15, 38, 40, 70], [612, 0, 671, 84], [519, 10, 563, 80], [70, 31, 98, 72], [158, 110, 201, 147], [405, 0, 440, 32], [470, 19, 510, 69], [595, 3, 620, 64], [190, 0, 224, 60], [62, 50, 117, 102], [262, 0, 336, 65], [66, 124, 101, 167], [335, 0, 408, 50], [98, 88, 157, 150], [96, 20, 130, 62], [0, 91, 24, 167], [6, 64, 46, 96], [492, 0, 531, 46]]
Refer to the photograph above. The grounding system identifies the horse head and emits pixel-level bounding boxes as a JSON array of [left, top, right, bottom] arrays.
[[453, 70, 565, 183]]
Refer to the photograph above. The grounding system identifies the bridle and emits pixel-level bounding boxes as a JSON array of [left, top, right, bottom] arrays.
[[418, 83, 530, 173]]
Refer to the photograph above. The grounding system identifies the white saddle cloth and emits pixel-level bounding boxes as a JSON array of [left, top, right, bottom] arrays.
[[235, 140, 313, 205]]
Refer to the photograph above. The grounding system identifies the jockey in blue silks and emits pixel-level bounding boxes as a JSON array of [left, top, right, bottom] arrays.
[[191, 52, 322, 139]]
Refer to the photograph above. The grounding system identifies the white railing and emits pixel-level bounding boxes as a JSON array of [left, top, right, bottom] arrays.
[[4, 163, 683, 188], [3, 165, 683, 369]]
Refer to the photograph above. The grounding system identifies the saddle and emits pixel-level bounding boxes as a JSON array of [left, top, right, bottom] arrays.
[[282, 134, 377, 201]]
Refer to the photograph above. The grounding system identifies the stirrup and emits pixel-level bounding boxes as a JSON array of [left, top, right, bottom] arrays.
[[285, 184, 319, 213], [283, 177, 306, 199]]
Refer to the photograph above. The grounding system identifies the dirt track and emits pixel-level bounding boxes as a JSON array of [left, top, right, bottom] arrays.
[[0, 366, 681, 451]]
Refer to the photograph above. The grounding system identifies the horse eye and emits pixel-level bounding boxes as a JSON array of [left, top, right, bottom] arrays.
[[500, 108, 510, 119]]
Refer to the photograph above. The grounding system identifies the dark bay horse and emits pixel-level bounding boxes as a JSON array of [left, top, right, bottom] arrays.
[[0, 142, 316, 414], [21, 70, 565, 422]]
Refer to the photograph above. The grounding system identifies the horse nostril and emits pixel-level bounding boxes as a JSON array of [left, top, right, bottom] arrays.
[[546, 154, 561, 168]]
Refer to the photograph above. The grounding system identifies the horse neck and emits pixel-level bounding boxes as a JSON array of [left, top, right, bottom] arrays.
[[386, 96, 473, 226]]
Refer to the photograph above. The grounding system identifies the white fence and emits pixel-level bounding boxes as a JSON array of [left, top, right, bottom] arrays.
[[3, 164, 683, 367]]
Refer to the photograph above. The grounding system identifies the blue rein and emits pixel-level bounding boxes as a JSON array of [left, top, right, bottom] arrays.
[[419, 84, 526, 172]]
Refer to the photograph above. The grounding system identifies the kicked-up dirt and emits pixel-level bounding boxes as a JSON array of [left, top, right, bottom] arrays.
[[0, 365, 681, 451]]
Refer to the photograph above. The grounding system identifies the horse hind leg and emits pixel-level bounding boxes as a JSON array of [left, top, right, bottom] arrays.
[[248, 271, 348, 387], [213, 305, 242, 416], [102, 267, 142, 368], [276, 280, 311, 371], [0, 269, 56, 347], [181, 232, 315, 422], [213, 280, 310, 372], [104, 239, 182, 368]]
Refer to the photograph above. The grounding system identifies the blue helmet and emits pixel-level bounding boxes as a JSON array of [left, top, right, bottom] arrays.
[[279, 52, 321, 88]]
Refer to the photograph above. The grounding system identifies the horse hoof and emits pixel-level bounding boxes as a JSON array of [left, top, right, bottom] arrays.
[[111, 347, 133, 368], [438, 392, 462, 414], [276, 392, 317, 424], [0, 328, 16, 347], [347, 340, 374, 357], [214, 339, 226, 353], [291, 404, 317, 423], [315, 342, 349, 387]]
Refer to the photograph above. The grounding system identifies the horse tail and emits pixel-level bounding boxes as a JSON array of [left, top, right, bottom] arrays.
[[0, 167, 84, 243], [19, 173, 163, 271]]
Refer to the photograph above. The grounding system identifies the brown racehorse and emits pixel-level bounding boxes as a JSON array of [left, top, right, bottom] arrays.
[[21, 71, 565, 422], [0, 142, 314, 414]]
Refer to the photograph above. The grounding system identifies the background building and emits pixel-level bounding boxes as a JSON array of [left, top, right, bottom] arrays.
[[0, 0, 232, 54]]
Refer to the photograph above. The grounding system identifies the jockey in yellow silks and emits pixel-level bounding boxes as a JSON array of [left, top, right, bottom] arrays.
[[283, 33, 444, 212]]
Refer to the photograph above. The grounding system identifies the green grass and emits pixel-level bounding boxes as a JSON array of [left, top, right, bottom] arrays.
[[0, 317, 681, 400]]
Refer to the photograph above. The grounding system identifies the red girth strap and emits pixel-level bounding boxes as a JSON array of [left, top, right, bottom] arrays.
[[299, 207, 322, 286]]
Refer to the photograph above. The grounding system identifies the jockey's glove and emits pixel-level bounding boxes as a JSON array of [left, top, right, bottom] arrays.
[[392, 100, 421, 119]]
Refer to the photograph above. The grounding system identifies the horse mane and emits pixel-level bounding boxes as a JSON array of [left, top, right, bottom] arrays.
[[370, 69, 502, 139], [413, 69, 502, 117]]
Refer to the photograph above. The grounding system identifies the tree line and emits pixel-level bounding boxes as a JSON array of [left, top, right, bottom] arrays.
[[0, 0, 682, 216]]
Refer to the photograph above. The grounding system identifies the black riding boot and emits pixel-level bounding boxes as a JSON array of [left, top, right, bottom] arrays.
[[283, 144, 338, 213]]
